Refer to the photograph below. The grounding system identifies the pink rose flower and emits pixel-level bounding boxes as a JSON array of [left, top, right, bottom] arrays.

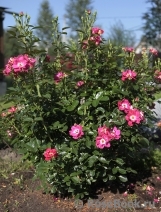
[[3, 64, 12, 76], [110, 126, 121, 140], [76, 81, 84, 87], [69, 124, 84, 140], [43, 148, 58, 161], [54, 72, 66, 83], [97, 126, 111, 136], [154, 198, 159, 203], [154, 70, 161, 82], [3, 54, 36, 76], [122, 47, 134, 53], [125, 108, 144, 126], [96, 125, 121, 148], [91, 27, 104, 35], [118, 99, 131, 113], [121, 70, 137, 81], [90, 35, 102, 45], [8, 106, 17, 113], [96, 134, 111, 149], [149, 48, 158, 55], [82, 40, 88, 49]]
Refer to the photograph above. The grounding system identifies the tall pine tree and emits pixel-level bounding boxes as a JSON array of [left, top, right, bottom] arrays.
[[65, 0, 93, 39], [142, 0, 161, 49], [36, 0, 55, 51], [107, 21, 136, 47]]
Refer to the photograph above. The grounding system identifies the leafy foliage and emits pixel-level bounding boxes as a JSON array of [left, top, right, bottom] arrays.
[[36, 0, 57, 53], [0, 11, 160, 199], [142, 0, 161, 48], [65, 0, 93, 39], [4, 28, 23, 59], [107, 21, 136, 47]]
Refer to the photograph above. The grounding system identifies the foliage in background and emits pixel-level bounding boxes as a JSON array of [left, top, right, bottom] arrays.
[[0, 11, 160, 200], [65, 0, 93, 39], [36, 0, 57, 54], [107, 21, 136, 47], [4, 28, 23, 60], [142, 0, 161, 49], [152, 148, 161, 169]]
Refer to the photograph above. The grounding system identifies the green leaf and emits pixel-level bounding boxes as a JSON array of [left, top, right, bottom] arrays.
[[36, 84, 41, 97], [103, 178, 108, 182], [140, 137, 149, 146], [62, 27, 70, 30], [75, 29, 85, 33], [71, 176, 80, 184], [126, 168, 137, 174], [66, 182, 71, 186], [95, 91, 103, 99], [68, 187, 74, 192], [43, 94, 51, 99], [53, 121, 60, 128], [92, 99, 99, 107], [118, 168, 126, 174], [115, 158, 125, 166], [100, 96, 109, 101], [67, 100, 79, 111], [24, 117, 33, 122], [88, 155, 98, 167], [118, 175, 128, 182], [112, 167, 118, 174], [108, 175, 116, 181], [64, 176, 70, 182], [99, 157, 109, 164], [35, 117, 43, 121], [86, 139, 92, 148]]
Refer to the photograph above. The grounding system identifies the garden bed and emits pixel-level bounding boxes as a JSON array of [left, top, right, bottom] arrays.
[[0, 148, 161, 212]]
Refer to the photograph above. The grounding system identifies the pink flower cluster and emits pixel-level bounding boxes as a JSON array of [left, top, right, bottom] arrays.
[[96, 125, 121, 149], [76, 81, 84, 87], [3, 54, 36, 76], [69, 123, 121, 149], [91, 27, 104, 35], [118, 99, 144, 126], [121, 70, 137, 81], [154, 70, 161, 82], [90, 27, 104, 46], [122, 47, 134, 53], [1, 106, 17, 117], [69, 124, 84, 140], [54, 72, 66, 83], [82, 27, 104, 48], [8, 106, 17, 113], [43, 148, 58, 161], [149, 48, 158, 55]]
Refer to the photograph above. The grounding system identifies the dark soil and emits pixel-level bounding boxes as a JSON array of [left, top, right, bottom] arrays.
[[0, 148, 161, 212]]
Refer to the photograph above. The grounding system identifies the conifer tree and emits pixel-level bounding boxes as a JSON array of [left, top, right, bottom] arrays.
[[142, 0, 161, 49]]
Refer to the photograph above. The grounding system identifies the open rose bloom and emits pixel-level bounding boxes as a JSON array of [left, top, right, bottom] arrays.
[[43, 148, 58, 161], [69, 124, 84, 139], [121, 70, 137, 81], [96, 125, 121, 149], [3, 54, 36, 76], [118, 99, 144, 126]]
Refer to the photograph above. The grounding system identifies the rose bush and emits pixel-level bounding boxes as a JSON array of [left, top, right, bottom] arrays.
[[0, 11, 160, 199]]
